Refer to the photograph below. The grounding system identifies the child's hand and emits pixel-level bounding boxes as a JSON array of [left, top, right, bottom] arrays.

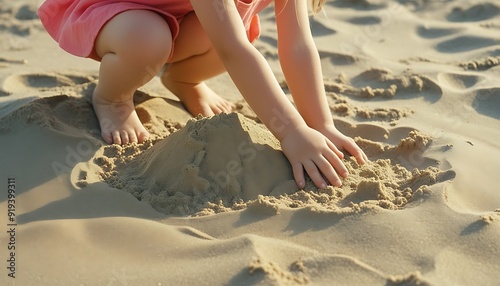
[[316, 123, 368, 165], [280, 125, 349, 189]]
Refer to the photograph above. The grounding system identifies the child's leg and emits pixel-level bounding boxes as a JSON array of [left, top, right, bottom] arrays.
[[161, 12, 234, 117], [93, 10, 172, 144]]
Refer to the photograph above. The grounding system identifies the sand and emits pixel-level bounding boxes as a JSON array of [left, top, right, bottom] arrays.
[[1, 0, 500, 285]]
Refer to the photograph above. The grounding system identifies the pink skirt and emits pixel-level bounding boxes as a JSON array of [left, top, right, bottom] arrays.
[[38, 0, 272, 61]]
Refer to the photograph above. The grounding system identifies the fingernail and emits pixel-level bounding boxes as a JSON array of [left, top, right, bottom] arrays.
[[298, 181, 305, 188], [342, 171, 349, 177], [320, 183, 327, 189]]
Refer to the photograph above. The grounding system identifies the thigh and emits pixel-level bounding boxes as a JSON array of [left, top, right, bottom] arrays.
[[95, 10, 173, 61], [167, 12, 212, 63]]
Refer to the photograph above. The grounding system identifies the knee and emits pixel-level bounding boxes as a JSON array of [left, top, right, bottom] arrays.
[[115, 11, 172, 63], [96, 10, 173, 66]]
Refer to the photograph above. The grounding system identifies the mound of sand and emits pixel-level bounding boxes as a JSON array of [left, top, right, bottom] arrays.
[[93, 113, 294, 215], [79, 113, 454, 217]]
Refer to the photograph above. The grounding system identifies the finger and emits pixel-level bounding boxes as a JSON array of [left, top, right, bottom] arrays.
[[303, 161, 327, 189], [291, 162, 305, 189], [344, 141, 367, 165], [323, 148, 349, 178], [315, 156, 342, 187], [362, 151, 369, 163], [120, 130, 130, 145], [326, 138, 344, 159]]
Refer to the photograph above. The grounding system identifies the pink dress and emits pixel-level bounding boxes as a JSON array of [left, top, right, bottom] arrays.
[[38, 0, 272, 61]]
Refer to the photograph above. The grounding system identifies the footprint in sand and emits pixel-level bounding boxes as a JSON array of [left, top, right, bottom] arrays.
[[309, 16, 336, 36], [14, 4, 39, 21], [1, 72, 95, 94], [447, 3, 500, 22], [416, 26, 463, 39], [0, 3, 38, 21], [329, 0, 386, 11], [472, 88, 500, 120], [331, 68, 443, 102], [0, 3, 42, 37], [436, 35, 500, 53], [318, 51, 357, 66], [328, 95, 412, 125], [437, 72, 484, 91], [346, 15, 381, 25], [334, 120, 391, 142]]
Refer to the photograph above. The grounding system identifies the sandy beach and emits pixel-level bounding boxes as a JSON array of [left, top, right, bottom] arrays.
[[1, 0, 500, 285]]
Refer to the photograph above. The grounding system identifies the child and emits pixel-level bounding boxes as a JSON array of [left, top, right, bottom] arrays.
[[38, 0, 368, 189]]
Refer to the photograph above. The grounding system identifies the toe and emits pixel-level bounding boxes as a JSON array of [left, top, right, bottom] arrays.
[[212, 104, 224, 115], [137, 130, 149, 143], [219, 102, 232, 114], [102, 131, 113, 144], [129, 131, 138, 144], [224, 100, 235, 112], [112, 131, 122, 145], [120, 130, 130, 144], [201, 105, 215, 117]]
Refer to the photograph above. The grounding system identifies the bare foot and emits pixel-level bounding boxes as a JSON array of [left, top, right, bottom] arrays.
[[92, 92, 149, 144], [163, 78, 234, 117]]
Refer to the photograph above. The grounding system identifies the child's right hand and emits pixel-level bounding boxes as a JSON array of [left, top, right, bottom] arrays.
[[280, 125, 349, 189]]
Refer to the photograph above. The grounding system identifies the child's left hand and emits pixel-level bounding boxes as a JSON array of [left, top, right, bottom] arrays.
[[315, 123, 369, 165]]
